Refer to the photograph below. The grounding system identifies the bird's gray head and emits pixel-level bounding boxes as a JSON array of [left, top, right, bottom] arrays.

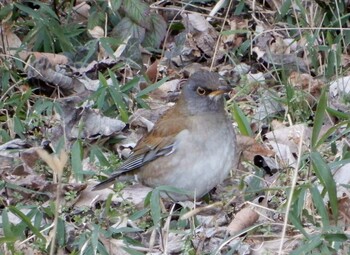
[[181, 71, 231, 115]]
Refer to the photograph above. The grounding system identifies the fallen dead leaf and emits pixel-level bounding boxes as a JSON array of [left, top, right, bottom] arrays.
[[227, 204, 259, 235], [236, 135, 275, 162]]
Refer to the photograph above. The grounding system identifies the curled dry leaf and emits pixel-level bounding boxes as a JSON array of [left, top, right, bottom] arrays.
[[99, 237, 130, 255], [265, 124, 311, 155], [88, 26, 104, 39], [338, 196, 350, 226], [69, 110, 126, 139], [227, 197, 267, 236], [222, 18, 249, 48], [72, 1, 90, 24], [180, 12, 221, 60], [236, 135, 275, 162], [75, 183, 152, 209], [27, 57, 74, 91], [269, 36, 291, 55], [288, 71, 323, 103], [145, 60, 159, 83], [129, 105, 170, 130], [227, 205, 259, 235], [29, 52, 69, 65], [149, 79, 182, 102], [329, 75, 350, 113], [182, 13, 209, 33], [0, 24, 27, 59]]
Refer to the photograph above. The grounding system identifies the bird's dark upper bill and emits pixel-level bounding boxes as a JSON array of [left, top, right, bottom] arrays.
[[209, 86, 232, 97]]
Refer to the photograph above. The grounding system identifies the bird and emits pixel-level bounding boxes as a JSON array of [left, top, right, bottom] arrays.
[[92, 70, 237, 200]]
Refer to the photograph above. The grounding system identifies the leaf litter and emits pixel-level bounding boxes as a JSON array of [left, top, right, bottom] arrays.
[[1, 0, 350, 254]]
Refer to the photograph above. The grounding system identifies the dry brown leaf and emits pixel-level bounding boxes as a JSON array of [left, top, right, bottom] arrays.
[[265, 124, 311, 155], [29, 52, 69, 65], [88, 26, 104, 39], [338, 196, 350, 227], [288, 71, 323, 102], [72, 1, 90, 24], [145, 60, 159, 83], [75, 184, 152, 208], [222, 18, 248, 48], [99, 237, 130, 255], [236, 135, 275, 162], [0, 24, 25, 58], [269, 36, 290, 55], [227, 205, 259, 235]]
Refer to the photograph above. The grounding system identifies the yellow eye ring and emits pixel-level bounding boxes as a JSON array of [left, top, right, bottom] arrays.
[[196, 87, 206, 96]]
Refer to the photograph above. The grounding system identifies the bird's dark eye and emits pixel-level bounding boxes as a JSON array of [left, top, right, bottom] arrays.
[[196, 87, 206, 96]]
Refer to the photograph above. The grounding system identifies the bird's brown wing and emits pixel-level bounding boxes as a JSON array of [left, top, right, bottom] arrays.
[[92, 108, 189, 190]]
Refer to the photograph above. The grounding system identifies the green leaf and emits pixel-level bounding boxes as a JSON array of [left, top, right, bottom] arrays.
[[231, 102, 252, 136], [123, 247, 145, 255], [71, 140, 83, 181], [311, 152, 338, 222], [150, 189, 161, 227], [279, 0, 292, 17], [13, 116, 25, 138], [108, 227, 142, 234], [90, 146, 110, 166], [136, 77, 168, 98], [315, 120, 350, 148], [311, 88, 327, 150], [290, 235, 323, 255], [122, 0, 151, 29], [323, 233, 348, 242], [0, 4, 13, 20], [129, 208, 149, 221], [99, 38, 117, 57], [156, 185, 192, 196], [143, 13, 167, 48], [121, 76, 140, 93], [309, 185, 330, 227], [233, 0, 246, 15], [8, 206, 45, 241], [109, 0, 122, 12], [288, 211, 310, 238], [114, 16, 146, 43], [221, 29, 250, 36], [108, 69, 129, 122], [56, 218, 66, 247], [327, 107, 350, 120], [2, 209, 14, 238], [91, 225, 100, 254]]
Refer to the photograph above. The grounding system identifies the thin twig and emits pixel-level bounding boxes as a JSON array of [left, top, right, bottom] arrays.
[[278, 126, 305, 254]]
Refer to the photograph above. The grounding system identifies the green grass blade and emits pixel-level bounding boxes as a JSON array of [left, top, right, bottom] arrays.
[[309, 185, 330, 227], [290, 235, 323, 255], [1, 209, 14, 238], [311, 88, 327, 150], [311, 152, 338, 222], [231, 102, 252, 136], [71, 140, 83, 181], [136, 77, 168, 98], [8, 206, 45, 241], [150, 189, 161, 227], [108, 69, 129, 122], [288, 211, 310, 238]]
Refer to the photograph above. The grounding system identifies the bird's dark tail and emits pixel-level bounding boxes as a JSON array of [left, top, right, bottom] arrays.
[[91, 173, 119, 191]]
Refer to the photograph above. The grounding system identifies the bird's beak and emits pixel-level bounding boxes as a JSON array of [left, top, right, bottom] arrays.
[[208, 86, 232, 99]]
